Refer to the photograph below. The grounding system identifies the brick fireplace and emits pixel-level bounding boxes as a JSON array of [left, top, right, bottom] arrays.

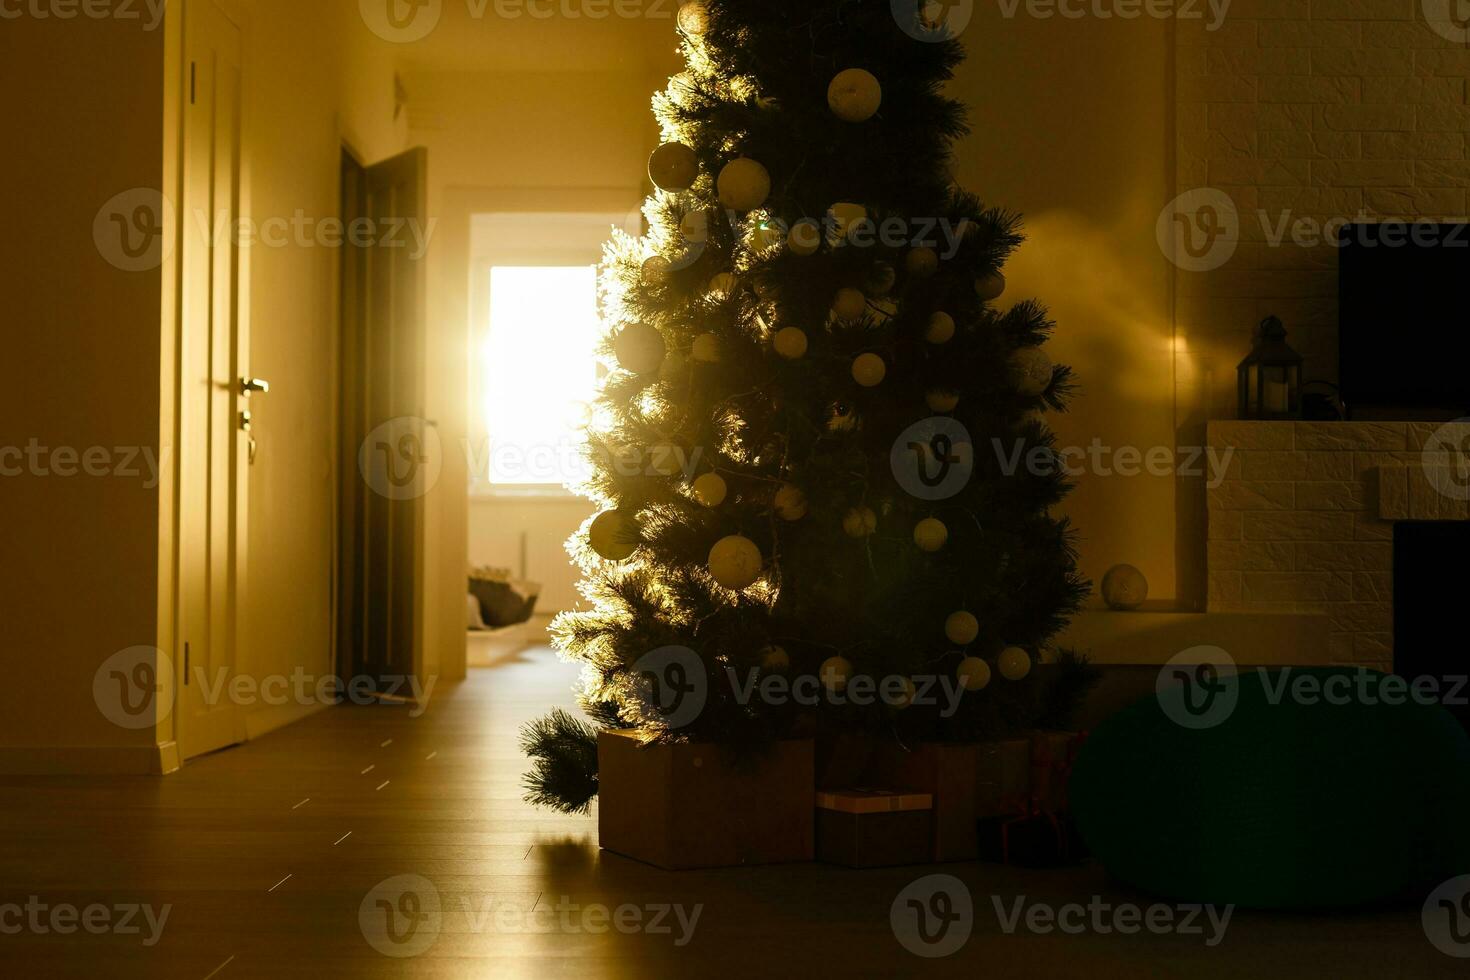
[[1206, 421, 1469, 675]]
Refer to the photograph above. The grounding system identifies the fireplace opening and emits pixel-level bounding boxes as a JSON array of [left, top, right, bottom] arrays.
[[1393, 521, 1470, 732]]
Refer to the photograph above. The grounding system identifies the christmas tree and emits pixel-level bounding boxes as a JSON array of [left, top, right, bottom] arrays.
[[522, 0, 1093, 814]]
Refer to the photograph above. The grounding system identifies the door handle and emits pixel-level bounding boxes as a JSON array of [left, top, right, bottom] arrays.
[[241, 377, 271, 395]]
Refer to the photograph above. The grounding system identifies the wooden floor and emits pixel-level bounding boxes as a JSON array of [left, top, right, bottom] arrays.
[[0, 643, 1458, 978]]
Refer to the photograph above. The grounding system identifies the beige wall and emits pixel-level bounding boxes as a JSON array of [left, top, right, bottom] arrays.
[[956, 11, 1179, 607], [0, 0, 404, 771], [0, 15, 167, 771]]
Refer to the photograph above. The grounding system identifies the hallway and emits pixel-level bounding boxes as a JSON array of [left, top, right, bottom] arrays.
[[0, 648, 1454, 978]]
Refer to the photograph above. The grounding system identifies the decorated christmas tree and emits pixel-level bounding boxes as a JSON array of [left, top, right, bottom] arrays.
[[523, 0, 1093, 814]]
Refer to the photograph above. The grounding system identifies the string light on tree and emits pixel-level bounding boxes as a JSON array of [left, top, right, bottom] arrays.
[[827, 68, 882, 122], [999, 646, 1033, 681], [708, 535, 763, 590], [851, 353, 887, 387]]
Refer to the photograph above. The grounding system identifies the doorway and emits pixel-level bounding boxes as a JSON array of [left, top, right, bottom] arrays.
[[335, 146, 431, 698]]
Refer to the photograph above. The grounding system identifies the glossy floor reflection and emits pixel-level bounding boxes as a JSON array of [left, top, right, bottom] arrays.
[[0, 643, 1456, 978]]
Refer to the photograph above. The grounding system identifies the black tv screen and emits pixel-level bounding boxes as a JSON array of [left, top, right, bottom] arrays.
[[1338, 222, 1470, 415]]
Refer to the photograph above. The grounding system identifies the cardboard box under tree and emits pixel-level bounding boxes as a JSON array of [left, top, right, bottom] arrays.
[[598, 731, 815, 870]]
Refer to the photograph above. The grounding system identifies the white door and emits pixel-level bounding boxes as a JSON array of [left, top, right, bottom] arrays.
[[176, 0, 248, 760]]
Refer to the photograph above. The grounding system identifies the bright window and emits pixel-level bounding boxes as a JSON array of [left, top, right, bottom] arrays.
[[482, 266, 601, 488]]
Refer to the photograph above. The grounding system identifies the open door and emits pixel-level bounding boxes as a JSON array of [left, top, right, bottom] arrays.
[[337, 147, 430, 697], [174, 0, 250, 760]]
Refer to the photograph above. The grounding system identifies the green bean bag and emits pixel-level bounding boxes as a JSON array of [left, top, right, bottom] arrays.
[[1070, 666, 1470, 909]]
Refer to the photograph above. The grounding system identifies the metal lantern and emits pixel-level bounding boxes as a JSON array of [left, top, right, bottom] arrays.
[[1237, 315, 1302, 420]]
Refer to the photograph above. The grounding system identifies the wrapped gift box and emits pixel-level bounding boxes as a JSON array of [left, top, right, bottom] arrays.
[[598, 731, 814, 870], [816, 789, 934, 868]]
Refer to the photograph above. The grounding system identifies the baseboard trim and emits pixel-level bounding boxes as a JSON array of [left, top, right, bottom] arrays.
[[0, 744, 174, 776]]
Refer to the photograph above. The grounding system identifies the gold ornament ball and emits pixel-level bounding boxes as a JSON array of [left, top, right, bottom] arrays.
[[708, 272, 736, 297], [773, 327, 808, 360], [925, 312, 956, 345], [788, 219, 822, 256], [851, 353, 887, 388], [717, 157, 771, 212], [589, 510, 638, 562], [692, 333, 722, 363], [761, 645, 790, 671], [945, 611, 979, 646], [820, 655, 853, 691], [957, 657, 992, 692], [1011, 347, 1054, 396], [676, 0, 709, 34], [774, 483, 808, 521], [1101, 563, 1149, 610], [999, 646, 1032, 682], [827, 68, 882, 123], [833, 287, 867, 322], [692, 472, 727, 507], [926, 389, 960, 413], [648, 142, 698, 192], [906, 247, 940, 278], [613, 323, 667, 375], [975, 271, 1007, 302], [708, 534, 763, 590], [642, 254, 672, 285], [827, 202, 868, 243], [914, 517, 949, 552], [843, 505, 878, 538], [680, 209, 711, 243]]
